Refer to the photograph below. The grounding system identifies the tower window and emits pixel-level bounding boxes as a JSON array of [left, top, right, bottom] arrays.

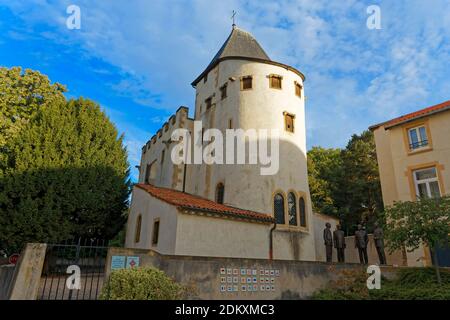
[[216, 183, 225, 204], [152, 219, 160, 246], [295, 82, 302, 97], [228, 118, 233, 129], [134, 214, 142, 243], [269, 75, 282, 89], [273, 193, 285, 225], [299, 197, 307, 228], [220, 83, 228, 100], [241, 76, 253, 90], [283, 112, 295, 133], [205, 97, 212, 109], [288, 192, 298, 226]]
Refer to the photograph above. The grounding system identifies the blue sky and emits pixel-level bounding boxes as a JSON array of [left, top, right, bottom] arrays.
[[1, 0, 450, 181]]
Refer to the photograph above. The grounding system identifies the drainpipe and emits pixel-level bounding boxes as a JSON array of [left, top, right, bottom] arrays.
[[182, 162, 187, 192], [269, 222, 277, 260]]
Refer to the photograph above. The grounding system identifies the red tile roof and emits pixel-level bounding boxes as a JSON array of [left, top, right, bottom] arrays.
[[135, 184, 275, 224], [370, 100, 450, 130]]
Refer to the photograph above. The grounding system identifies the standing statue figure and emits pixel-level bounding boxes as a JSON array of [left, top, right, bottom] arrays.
[[333, 225, 346, 262], [373, 222, 387, 265], [354, 224, 369, 264], [323, 222, 333, 263]]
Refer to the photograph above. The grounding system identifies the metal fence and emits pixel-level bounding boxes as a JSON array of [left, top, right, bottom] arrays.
[[39, 239, 108, 300]]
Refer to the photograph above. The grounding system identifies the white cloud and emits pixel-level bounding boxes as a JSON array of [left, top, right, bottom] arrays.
[[2, 0, 450, 152]]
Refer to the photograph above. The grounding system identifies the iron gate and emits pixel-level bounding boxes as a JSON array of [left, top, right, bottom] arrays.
[[39, 239, 108, 300]]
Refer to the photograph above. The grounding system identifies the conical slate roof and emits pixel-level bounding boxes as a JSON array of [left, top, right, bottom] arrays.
[[207, 27, 270, 68], [192, 27, 271, 86]]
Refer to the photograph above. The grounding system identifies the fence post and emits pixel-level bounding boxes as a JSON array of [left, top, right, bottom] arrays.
[[9, 243, 47, 300]]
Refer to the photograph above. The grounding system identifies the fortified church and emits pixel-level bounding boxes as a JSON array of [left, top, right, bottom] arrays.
[[125, 25, 335, 261]]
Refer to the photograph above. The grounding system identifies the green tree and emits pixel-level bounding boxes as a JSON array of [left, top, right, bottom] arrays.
[[339, 130, 383, 233], [0, 67, 66, 172], [307, 147, 343, 217], [383, 196, 450, 284], [307, 131, 383, 234], [0, 98, 130, 254]]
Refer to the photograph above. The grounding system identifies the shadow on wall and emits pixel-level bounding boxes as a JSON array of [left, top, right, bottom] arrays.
[[0, 166, 129, 255]]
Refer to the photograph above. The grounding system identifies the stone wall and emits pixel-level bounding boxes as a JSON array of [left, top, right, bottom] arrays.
[[106, 247, 367, 300]]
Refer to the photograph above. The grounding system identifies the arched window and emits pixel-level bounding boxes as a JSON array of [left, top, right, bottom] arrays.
[[288, 192, 298, 226], [134, 214, 142, 243], [216, 183, 225, 204], [274, 193, 285, 224], [299, 197, 307, 227]]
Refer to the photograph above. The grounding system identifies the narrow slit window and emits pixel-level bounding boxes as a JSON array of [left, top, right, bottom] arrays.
[[295, 82, 302, 97], [288, 192, 298, 226], [220, 84, 228, 100], [274, 193, 285, 225], [135, 214, 142, 243], [205, 97, 212, 109], [216, 183, 225, 204], [284, 112, 295, 133], [299, 197, 307, 227], [152, 219, 160, 245]]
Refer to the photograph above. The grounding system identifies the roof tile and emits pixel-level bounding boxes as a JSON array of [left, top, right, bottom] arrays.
[[135, 184, 274, 224]]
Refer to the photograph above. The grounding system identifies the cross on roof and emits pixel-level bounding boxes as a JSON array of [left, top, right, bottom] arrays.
[[231, 10, 237, 28]]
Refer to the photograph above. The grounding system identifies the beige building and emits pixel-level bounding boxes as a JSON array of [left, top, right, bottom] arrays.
[[370, 100, 450, 266], [125, 25, 331, 261]]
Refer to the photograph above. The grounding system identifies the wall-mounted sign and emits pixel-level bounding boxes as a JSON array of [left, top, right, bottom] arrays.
[[126, 256, 140, 269], [111, 255, 126, 270]]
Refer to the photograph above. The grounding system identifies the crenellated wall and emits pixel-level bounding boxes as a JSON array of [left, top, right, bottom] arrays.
[[138, 106, 193, 191]]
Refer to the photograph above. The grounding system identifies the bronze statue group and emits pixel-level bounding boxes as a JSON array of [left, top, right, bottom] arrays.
[[323, 222, 387, 265]]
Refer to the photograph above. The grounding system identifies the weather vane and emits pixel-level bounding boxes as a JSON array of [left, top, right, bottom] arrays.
[[231, 10, 237, 28]]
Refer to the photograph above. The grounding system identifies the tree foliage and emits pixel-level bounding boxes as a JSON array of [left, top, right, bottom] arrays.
[[382, 196, 450, 284], [383, 196, 450, 252], [0, 67, 66, 171], [307, 147, 342, 217], [0, 67, 130, 254], [307, 131, 383, 234]]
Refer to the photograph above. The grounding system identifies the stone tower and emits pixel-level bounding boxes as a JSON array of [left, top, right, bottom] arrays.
[[185, 26, 315, 260], [137, 26, 316, 261]]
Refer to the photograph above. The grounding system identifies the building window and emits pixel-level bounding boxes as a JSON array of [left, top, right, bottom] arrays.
[[228, 118, 233, 129], [413, 167, 441, 199], [220, 84, 228, 100], [216, 183, 225, 204], [134, 214, 142, 243], [284, 112, 295, 133], [288, 192, 298, 226], [152, 219, 160, 245], [274, 193, 285, 224], [269, 75, 282, 89], [241, 76, 252, 90], [144, 164, 151, 183], [295, 82, 302, 97], [408, 125, 428, 150], [299, 197, 307, 227], [205, 97, 212, 109]]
